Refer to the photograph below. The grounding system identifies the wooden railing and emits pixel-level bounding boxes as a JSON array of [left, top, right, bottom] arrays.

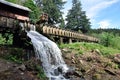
[[37, 25, 99, 43]]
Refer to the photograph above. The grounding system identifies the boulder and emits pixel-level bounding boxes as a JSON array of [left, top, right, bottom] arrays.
[[114, 54, 120, 63], [17, 64, 26, 71]]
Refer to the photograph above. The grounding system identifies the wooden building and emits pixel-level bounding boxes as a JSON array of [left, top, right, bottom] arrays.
[[0, 0, 31, 20], [0, 0, 31, 30]]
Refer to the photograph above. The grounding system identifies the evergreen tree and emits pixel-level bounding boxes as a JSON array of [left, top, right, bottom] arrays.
[[59, 17, 65, 28], [23, 0, 41, 23], [66, 0, 91, 33], [34, 0, 65, 27]]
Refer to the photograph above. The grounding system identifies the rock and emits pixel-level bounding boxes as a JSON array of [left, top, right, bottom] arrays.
[[91, 49, 101, 55], [54, 69, 59, 76], [72, 59, 76, 64], [79, 60, 84, 64], [62, 48, 68, 52], [51, 77, 56, 80], [75, 71, 83, 77], [75, 68, 79, 71], [71, 56, 75, 59], [54, 66, 67, 76], [20, 72, 24, 75], [95, 49, 101, 54], [17, 64, 26, 71], [114, 54, 120, 63], [58, 66, 63, 73], [64, 67, 82, 79]]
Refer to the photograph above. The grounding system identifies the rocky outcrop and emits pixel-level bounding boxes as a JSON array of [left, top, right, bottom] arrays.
[[62, 48, 120, 80]]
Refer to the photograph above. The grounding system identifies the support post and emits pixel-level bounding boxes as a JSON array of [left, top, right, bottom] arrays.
[[69, 38, 72, 43], [60, 37, 63, 44], [77, 39, 79, 42]]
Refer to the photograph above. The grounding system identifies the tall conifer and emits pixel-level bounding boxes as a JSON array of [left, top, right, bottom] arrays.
[[66, 0, 91, 33]]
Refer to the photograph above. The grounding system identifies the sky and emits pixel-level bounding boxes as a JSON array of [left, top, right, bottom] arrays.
[[62, 0, 120, 29]]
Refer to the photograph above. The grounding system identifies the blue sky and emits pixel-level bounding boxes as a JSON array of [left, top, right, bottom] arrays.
[[62, 0, 120, 29]]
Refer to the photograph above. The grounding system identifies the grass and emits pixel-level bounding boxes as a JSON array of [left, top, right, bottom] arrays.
[[2, 48, 24, 64], [60, 42, 120, 56]]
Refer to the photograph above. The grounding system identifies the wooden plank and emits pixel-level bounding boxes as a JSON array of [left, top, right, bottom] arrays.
[[0, 9, 29, 21]]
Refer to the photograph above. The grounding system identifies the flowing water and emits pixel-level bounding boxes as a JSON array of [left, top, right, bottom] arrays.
[[27, 29, 69, 80]]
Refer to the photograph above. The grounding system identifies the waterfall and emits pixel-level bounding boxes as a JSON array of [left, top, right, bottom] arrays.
[[27, 28, 69, 80]]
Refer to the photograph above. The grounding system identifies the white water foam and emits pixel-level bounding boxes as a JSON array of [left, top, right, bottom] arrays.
[[27, 30, 69, 80]]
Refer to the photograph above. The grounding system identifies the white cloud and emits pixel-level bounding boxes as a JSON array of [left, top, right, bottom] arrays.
[[81, 0, 119, 28], [98, 20, 111, 29], [81, 0, 119, 18], [62, 0, 67, 2]]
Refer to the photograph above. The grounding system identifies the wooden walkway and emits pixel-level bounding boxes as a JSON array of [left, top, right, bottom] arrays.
[[36, 25, 99, 43]]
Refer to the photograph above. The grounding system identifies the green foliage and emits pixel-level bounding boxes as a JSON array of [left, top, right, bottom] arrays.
[[23, 0, 41, 23], [35, 0, 65, 27], [60, 42, 120, 56], [6, 54, 23, 64], [66, 0, 91, 33], [99, 32, 113, 47], [59, 17, 65, 28], [110, 37, 120, 49], [92, 32, 120, 50], [91, 29, 120, 36], [0, 34, 13, 45], [0, 34, 6, 44], [78, 50, 84, 54]]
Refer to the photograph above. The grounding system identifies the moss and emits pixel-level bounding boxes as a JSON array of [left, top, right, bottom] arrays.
[[78, 50, 84, 54], [92, 73, 101, 80]]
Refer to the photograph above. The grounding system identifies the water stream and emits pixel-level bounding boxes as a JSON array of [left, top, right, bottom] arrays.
[[27, 29, 69, 80]]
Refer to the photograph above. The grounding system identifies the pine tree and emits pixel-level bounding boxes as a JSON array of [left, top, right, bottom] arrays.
[[66, 0, 91, 33], [34, 0, 65, 27], [23, 0, 41, 23]]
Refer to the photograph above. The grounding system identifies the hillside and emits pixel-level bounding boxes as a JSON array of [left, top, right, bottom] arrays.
[[60, 42, 120, 80]]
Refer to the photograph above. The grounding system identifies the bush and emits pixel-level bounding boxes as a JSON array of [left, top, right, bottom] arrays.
[[0, 34, 13, 45], [93, 32, 120, 50], [110, 37, 120, 49]]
